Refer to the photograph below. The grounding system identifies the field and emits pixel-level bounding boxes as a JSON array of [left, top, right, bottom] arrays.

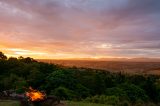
[[0, 100, 20, 106], [0, 100, 108, 106], [66, 101, 110, 106], [38, 59, 160, 74]]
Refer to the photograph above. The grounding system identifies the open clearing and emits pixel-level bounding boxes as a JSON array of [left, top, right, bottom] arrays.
[[0, 100, 109, 106], [66, 101, 110, 106], [0, 100, 20, 106]]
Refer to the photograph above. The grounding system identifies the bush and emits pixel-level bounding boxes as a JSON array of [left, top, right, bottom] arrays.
[[75, 84, 90, 99], [119, 83, 149, 102], [46, 69, 78, 90], [105, 87, 127, 99], [51, 86, 76, 100], [85, 95, 119, 105], [118, 100, 130, 106]]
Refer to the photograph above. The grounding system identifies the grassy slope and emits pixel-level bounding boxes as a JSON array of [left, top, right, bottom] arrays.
[[0, 100, 111, 106], [66, 101, 111, 106], [0, 100, 20, 106]]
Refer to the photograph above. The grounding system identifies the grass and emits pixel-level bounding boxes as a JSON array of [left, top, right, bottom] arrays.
[[66, 101, 111, 106], [0, 100, 111, 106], [0, 100, 20, 106]]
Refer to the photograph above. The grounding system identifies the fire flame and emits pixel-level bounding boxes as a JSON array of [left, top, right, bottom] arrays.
[[26, 87, 46, 101]]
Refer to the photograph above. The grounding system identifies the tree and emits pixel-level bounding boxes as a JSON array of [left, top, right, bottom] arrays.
[[8, 57, 18, 61], [52, 86, 76, 100], [20, 57, 37, 63], [46, 69, 78, 91], [93, 73, 106, 94], [119, 83, 149, 102], [18, 56, 24, 60], [153, 79, 160, 102], [0, 51, 7, 60]]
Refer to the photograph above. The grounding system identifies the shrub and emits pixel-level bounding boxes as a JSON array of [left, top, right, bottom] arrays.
[[105, 87, 127, 99], [51, 86, 76, 100], [85, 95, 119, 105], [75, 84, 90, 99], [119, 83, 149, 102], [118, 100, 130, 106]]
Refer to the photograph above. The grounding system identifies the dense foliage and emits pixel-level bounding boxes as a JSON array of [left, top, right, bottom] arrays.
[[0, 52, 160, 105]]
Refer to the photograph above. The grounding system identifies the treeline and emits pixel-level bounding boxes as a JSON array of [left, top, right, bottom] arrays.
[[0, 51, 160, 105]]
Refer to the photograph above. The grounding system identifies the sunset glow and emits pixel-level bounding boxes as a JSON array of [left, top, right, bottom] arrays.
[[0, 0, 160, 59]]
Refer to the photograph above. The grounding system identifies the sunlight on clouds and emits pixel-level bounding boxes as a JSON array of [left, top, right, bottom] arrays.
[[1, 48, 94, 59], [0, 0, 160, 58], [14, 51, 46, 55], [96, 43, 112, 49], [1, 48, 47, 58], [8, 48, 29, 52], [44, 53, 93, 59]]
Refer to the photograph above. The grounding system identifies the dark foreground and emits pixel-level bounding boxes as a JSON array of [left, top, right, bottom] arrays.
[[0, 100, 66, 106], [0, 52, 160, 105]]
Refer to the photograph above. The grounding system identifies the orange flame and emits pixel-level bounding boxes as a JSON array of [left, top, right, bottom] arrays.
[[26, 87, 46, 101]]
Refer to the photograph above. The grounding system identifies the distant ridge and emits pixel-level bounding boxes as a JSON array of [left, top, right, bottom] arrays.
[[98, 57, 160, 62], [37, 57, 160, 62]]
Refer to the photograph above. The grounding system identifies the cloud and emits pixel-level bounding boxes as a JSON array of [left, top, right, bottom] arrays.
[[0, 0, 160, 58]]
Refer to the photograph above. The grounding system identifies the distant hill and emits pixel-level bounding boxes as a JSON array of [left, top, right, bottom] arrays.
[[98, 57, 160, 62], [37, 57, 160, 62], [37, 59, 160, 74]]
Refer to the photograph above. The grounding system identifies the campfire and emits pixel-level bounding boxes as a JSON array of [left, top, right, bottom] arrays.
[[26, 87, 46, 102], [0, 87, 60, 106]]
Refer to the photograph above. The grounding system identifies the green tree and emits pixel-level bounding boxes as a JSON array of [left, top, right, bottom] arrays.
[[154, 79, 160, 102], [46, 69, 78, 92], [52, 86, 76, 100], [119, 83, 149, 103], [93, 73, 106, 94], [105, 87, 127, 98]]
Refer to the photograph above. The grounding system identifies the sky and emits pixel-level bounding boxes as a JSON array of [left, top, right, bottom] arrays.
[[0, 0, 160, 59]]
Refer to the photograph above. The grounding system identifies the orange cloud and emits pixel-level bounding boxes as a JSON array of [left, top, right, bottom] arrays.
[[0, 0, 160, 59]]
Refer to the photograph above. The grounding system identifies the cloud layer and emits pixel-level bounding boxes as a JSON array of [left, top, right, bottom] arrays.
[[0, 0, 160, 58]]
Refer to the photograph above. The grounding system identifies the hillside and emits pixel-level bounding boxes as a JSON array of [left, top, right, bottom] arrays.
[[38, 59, 160, 74], [0, 53, 160, 105]]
